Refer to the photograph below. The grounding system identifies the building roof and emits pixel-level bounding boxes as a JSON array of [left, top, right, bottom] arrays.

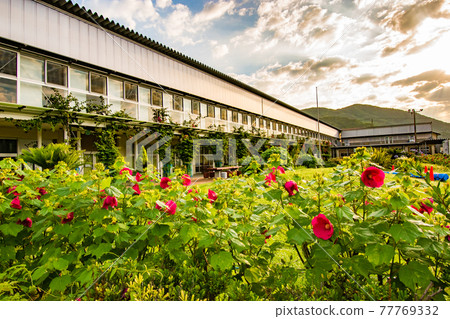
[[340, 122, 434, 131], [36, 0, 339, 131]]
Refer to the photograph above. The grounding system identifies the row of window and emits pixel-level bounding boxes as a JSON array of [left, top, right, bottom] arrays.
[[0, 47, 332, 140]]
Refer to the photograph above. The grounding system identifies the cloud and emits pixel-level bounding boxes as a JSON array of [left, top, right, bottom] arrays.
[[156, 0, 171, 9], [392, 69, 450, 87], [427, 86, 450, 102], [384, 0, 450, 34], [211, 42, 229, 58], [87, 0, 159, 30], [352, 73, 377, 84], [193, 0, 236, 24]]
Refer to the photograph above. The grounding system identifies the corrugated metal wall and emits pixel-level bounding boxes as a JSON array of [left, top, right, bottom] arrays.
[[0, 0, 339, 137]]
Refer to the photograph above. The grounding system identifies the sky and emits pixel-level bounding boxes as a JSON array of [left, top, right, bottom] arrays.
[[74, 0, 450, 123]]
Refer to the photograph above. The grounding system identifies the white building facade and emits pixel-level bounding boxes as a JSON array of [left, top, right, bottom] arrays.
[[0, 0, 340, 170]]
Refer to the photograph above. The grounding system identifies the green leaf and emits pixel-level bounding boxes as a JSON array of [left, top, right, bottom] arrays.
[[390, 193, 409, 210], [54, 224, 71, 236], [179, 224, 198, 244], [0, 246, 16, 261], [336, 206, 354, 221], [49, 275, 72, 292], [210, 251, 234, 271], [244, 268, 261, 283], [108, 186, 122, 198], [365, 244, 395, 266], [32, 266, 48, 281], [76, 270, 92, 285], [266, 226, 282, 236], [253, 204, 272, 215], [344, 189, 364, 202], [417, 238, 444, 256], [100, 177, 112, 190], [0, 223, 23, 236], [93, 227, 106, 238], [89, 243, 112, 258], [151, 224, 170, 237], [349, 255, 373, 278], [55, 187, 71, 197], [399, 261, 434, 290], [53, 258, 69, 271], [286, 228, 310, 245], [389, 222, 422, 243], [269, 214, 285, 226], [263, 189, 283, 201], [368, 208, 391, 219]]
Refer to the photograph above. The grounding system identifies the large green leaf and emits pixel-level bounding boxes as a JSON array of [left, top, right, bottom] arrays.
[[0, 246, 16, 261], [89, 243, 112, 258], [210, 251, 234, 271], [399, 261, 434, 290], [389, 222, 422, 243], [286, 228, 310, 245], [0, 223, 23, 236], [336, 206, 354, 221], [263, 189, 283, 201], [49, 275, 72, 292], [365, 244, 395, 266]]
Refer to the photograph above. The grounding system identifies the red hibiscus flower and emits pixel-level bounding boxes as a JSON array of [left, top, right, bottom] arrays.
[[17, 217, 32, 228], [181, 174, 191, 186], [37, 187, 48, 196], [272, 166, 285, 174], [261, 229, 272, 244], [361, 167, 385, 188], [264, 172, 277, 186], [166, 200, 177, 215], [160, 177, 171, 189], [135, 172, 144, 182], [62, 212, 74, 224], [132, 184, 141, 195], [188, 189, 199, 201], [192, 217, 198, 222], [208, 189, 218, 203], [102, 196, 118, 209], [120, 167, 133, 176], [155, 202, 163, 211], [284, 181, 299, 196], [411, 198, 434, 214], [10, 196, 22, 209], [7, 186, 20, 196], [311, 214, 334, 240]]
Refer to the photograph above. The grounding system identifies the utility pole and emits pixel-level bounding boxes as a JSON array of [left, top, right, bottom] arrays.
[[408, 108, 423, 143], [316, 86, 321, 159]]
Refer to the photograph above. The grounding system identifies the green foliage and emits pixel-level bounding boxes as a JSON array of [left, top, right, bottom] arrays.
[[261, 146, 293, 167], [1, 147, 449, 301], [94, 130, 120, 168], [19, 143, 83, 170]]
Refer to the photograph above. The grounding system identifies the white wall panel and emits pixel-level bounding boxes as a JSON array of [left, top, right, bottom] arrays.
[[2, 0, 339, 137], [10, 0, 22, 41]]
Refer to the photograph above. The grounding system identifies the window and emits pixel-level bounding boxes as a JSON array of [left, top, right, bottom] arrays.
[[0, 78, 17, 103], [278, 123, 282, 131], [266, 119, 271, 129], [0, 48, 17, 76], [0, 139, 17, 157], [46, 62, 67, 87], [192, 100, 200, 115], [109, 79, 123, 98], [251, 115, 256, 127], [90, 73, 106, 95], [125, 82, 138, 101], [139, 86, 151, 104], [20, 56, 44, 82], [207, 105, 215, 118], [242, 114, 248, 125], [152, 89, 163, 106], [173, 95, 183, 111], [70, 69, 88, 91], [220, 108, 227, 120], [259, 118, 264, 128], [232, 111, 238, 123], [20, 82, 66, 107]]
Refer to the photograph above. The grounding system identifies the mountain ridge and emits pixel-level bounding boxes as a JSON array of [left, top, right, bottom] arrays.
[[302, 104, 450, 139]]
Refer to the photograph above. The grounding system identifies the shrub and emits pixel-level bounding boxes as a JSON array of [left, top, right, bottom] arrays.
[[19, 143, 83, 170], [261, 146, 293, 167]]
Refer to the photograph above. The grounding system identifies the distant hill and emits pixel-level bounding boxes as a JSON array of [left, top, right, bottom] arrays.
[[302, 104, 450, 139]]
